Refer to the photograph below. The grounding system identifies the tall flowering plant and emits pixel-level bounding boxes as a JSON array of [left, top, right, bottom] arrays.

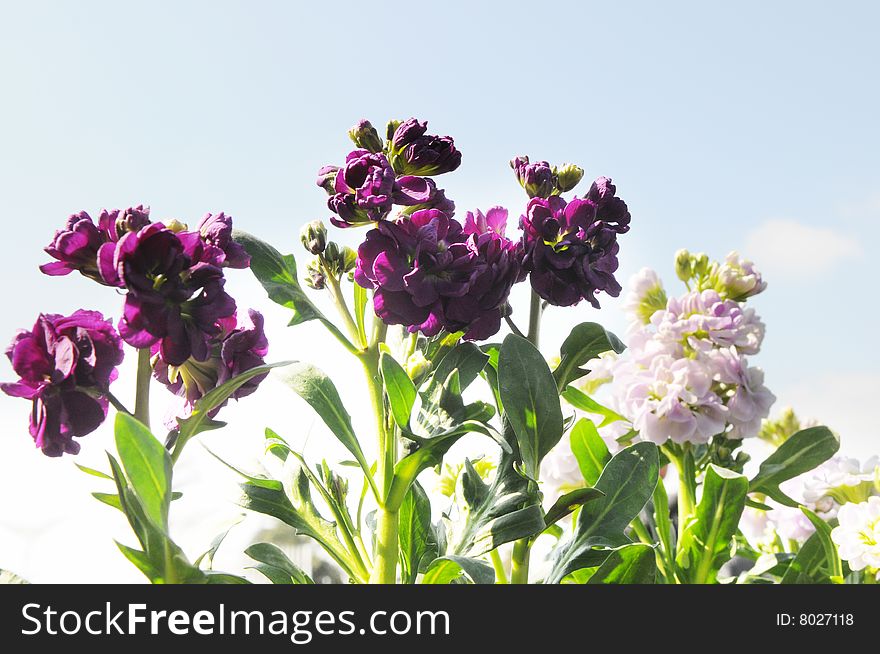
[[3, 118, 877, 585]]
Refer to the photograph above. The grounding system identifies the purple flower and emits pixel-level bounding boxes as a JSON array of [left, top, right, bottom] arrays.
[[520, 194, 626, 307], [41, 206, 152, 284], [195, 212, 251, 268], [355, 209, 521, 339], [98, 205, 152, 242], [392, 176, 456, 215], [388, 118, 462, 177], [152, 310, 268, 427], [510, 156, 557, 199], [586, 177, 631, 234], [98, 223, 236, 366], [320, 149, 395, 228], [1, 310, 124, 457], [40, 211, 106, 281]]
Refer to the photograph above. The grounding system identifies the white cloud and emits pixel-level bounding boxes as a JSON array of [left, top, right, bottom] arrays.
[[744, 219, 862, 278]]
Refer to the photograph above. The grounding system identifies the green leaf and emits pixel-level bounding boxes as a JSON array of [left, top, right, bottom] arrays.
[[114, 413, 172, 530], [193, 517, 244, 570], [239, 464, 359, 580], [450, 426, 544, 556], [178, 361, 292, 443], [422, 556, 495, 585], [749, 427, 839, 507], [553, 322, 625, 389], [92, 492, 123, 510], [547, 442, 660, 584], [562, 386, 626, 428], [676, 465, 748, 584], [543, 487, 605, 528], [381, 352, 417, 430], [75, 463, 113, 480], [587, 543, 657, 584], [116, 543, 163, 582], [569, 418, 611, 486], [233, 230, 355, 350], [398, 481, 440, 584], [800, 507, 843, 580], [498, 334, 563, 480], [781, 532, 833, 584], [280, 362, 373, 485], [246, 543, 314, 584], [426, 342, 489, 396]]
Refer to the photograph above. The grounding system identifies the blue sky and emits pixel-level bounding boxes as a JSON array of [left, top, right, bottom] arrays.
[[0, 1, 878, 580]]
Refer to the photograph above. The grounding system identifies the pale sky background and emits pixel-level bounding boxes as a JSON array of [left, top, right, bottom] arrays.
[[0, 1, 877, 582]]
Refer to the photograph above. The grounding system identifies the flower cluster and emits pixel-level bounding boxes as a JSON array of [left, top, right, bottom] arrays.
[[354, 207, 523, 340], [519, 177, 630, 308], [317, 118, 460, 228], [152, 309, 269, 427], [832, 497, 880, 575], [3, 206, 267, 456], [593, 256, 774, 445], [1, 311, 123, 456]]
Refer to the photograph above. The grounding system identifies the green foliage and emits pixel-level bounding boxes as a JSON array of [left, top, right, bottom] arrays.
[[246, 543, 314, 584], [498, 334, 563, 480], [749, 426, 839, 507], [676, 465, 748, 584], [398, 481, 441, 584], [553, 322, 625, 389], [569, 418, 611, 486], [421, 556, 495, 585], [586, 543, 657, 584], [547, 442, 660, 584]]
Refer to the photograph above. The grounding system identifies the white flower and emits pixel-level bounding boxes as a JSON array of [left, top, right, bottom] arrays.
[[802, 456, 880, 508], [540, 439, 583, 498], [711, 251, 767, 301], [622, 268, 667, 326], [831, 497, 880, 572]]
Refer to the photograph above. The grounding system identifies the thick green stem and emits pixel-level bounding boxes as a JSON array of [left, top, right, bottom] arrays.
[[490, 549, 509, 584], [526, 290, 543, 347], [370, 507, 399, 584], [134, 348, 152, 429], [510, 538, 531, 584], [360, 317, 398, 584], [668, 447, 697, 544]]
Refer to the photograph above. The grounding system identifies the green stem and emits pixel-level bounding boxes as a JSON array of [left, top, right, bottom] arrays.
[[666, 446, 697, 545], [106, 391, 132, 416], [321, 258, 364, 349], [526, 290, 543, 347], [510, 538, 531, 584], [134, 348, 152, 429], [490, 549, 508, 584], [370, 507, 399, 584], [652, 477, 678, 583]]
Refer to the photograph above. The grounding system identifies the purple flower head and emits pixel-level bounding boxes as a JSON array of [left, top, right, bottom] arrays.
[[194, 212, 250, 268], [586, 177, 631, 234], [464, 206, 510, 238], [98, 223, 236, 366], [324, 150, 395, 228], [1, 310, 124, 457], [152, 309, 268, 427], [348, 119, 383, 153], [510, 156, 557, 199], [355, 209, 521, 340], [392, 176, 456, 216], [40, 211, 106, 281], [520, 195, 624, 308], [316, 165, 340, 194], [389, 118, 462, 177], [98, 205, 152, 242]]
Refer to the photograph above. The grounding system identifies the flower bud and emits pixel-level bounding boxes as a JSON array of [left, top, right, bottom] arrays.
[[348, 119, 383, 153], [693, 252, 710, 278], [165, 219, 188, 233], [710, 251, 767, 301], [385, 119, 402, 142], [323, 242, 357, 277], [305, 257, 326, 290], [555, 163, 584, 193], [405, 351, 432, 383], [315, 165, 340, 195], [674, 249, 692, 282], [510, 156, 556, 198], [300, 220, 328, 255]]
